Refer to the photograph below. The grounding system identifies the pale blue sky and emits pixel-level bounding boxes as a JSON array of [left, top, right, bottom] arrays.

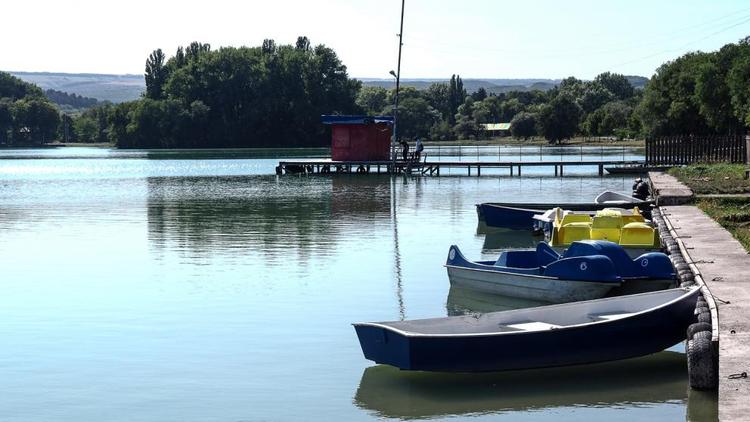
[[3, 0, 750, 79]]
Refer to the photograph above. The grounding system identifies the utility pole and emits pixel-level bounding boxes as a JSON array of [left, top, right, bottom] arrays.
[[392, 0, 405, 170]]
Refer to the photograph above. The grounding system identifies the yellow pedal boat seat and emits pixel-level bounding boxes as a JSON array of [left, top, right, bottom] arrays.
[[620, 222, 658, 247], [558, 221, 592, 244], [590, 211, 623, 242]]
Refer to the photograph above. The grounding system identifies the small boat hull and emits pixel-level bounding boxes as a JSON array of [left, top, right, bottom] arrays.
[[478, 201, 653, 229], [354, 288, 699, 372], [446, 265, 615, 303]]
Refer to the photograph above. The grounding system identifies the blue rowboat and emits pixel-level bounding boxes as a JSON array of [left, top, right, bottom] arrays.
[[353, 286, 699, 372], [476, 191, 653, 230], [445, 240, 674, 303]]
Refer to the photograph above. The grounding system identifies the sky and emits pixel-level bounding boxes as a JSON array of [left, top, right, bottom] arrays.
[[3, 0, 750, 80]]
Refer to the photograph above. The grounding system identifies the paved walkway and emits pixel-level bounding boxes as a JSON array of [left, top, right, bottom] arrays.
[[663, 205, 750, 421], [648, 171, 694, 204]]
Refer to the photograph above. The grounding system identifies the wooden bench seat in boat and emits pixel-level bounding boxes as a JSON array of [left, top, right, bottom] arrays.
[[588, 312, 635, 322], [505, 321, 563, 331]]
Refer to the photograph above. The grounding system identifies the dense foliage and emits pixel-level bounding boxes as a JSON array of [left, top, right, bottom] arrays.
[[639, 37, 750, 137], [7, 35, 750, 147], [106, 38, 361, 148], [0, 72, 60, 144], [45, 89, 99, 109]]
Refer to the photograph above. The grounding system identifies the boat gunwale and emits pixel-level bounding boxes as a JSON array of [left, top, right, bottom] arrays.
[[352, 287, 698, 338], [443, 263, 622, 284]]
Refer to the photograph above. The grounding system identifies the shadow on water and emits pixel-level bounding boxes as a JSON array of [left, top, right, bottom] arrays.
[[687, 388, 718, 421], [354, 352, 687, 419]]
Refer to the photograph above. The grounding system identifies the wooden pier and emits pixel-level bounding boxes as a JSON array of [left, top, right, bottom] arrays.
[[650, 172, 749, 421], [276, 159, 645, 177]]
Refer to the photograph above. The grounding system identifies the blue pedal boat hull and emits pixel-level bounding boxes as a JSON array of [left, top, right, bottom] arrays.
[[353, 287, 699, 372]]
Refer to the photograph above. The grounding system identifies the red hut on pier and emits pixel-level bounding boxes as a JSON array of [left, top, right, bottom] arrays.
[[321, 115, 394, 161]]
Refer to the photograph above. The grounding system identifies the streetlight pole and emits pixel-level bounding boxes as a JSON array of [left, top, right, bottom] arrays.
[[391, 0, 405, 170]]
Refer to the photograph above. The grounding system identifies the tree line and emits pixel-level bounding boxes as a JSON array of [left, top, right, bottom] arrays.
[[3, 35, 750, 147], [0, 73, 60, 144], [45, 89, 100, 109]]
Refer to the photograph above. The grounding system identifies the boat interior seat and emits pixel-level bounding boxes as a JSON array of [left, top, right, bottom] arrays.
[[494, 325, 524, 332], [559, 214, 592, 226], [506, 321, 562, 331], [590, 215, 622, 242], [559, 222, 592, 244], [620, 222, 656, 246], [588, 312, 635, 322], [621, 215, 646, 225], [536, 242, 560, 267]]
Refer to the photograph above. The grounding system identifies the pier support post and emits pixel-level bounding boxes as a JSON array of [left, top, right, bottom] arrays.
[[554, 165, 558, 177], [510, 166, 513, 177], [518, 165, 522, 176], [560, 165, 564, 176], [599, 164, 604, 176], [477, 165, 481, 176]]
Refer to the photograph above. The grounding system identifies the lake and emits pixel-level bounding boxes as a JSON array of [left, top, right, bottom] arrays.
[[0, 146, 716, 421]]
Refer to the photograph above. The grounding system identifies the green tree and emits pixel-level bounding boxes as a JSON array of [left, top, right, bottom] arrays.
[[113, 38, 360, 148], [425, 82, 451, 123], [429, 120, 454, 141], [594, 72, 635, 100], [0, 98, 12, 144], [638, 52, 712, 136], [726, 41, 750, 127], [356, 86, 388, 115], [145, 49, 168, 100], [584, 101, 631, 136], [499, 98, 524, 121], [537, 93, 581, 143], [510, 112, 537, 139], [74, 115, 98, 142], [579, 82, 615, 114], [448, 74, 465, 125], [12, 98, 60, 143]]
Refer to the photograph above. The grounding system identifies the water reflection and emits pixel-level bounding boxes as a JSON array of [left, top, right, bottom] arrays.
[[354, 352, 687, 420], [146, 175, 391, 263], [476, 223, 541, 251], [446, 286, 547, 316]]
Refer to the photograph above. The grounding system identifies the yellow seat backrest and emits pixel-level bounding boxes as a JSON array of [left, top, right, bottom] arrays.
[[557, 214, 592, 228], [590, 215, 622, 242], [556, 222, 592, 245], [620, 222, 658, 246]]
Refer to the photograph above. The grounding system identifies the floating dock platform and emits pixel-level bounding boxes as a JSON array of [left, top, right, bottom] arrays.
[[276, 159, 646, 177]]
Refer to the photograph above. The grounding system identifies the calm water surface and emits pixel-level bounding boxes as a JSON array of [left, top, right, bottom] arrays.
[[0, 147, 717, 421]]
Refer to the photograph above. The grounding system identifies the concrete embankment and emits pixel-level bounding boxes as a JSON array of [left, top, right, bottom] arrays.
[[648, 171, 694, 205], [650, 171, 750, 421]]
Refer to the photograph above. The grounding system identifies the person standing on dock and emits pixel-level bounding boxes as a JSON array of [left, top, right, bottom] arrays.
[[400, 139, 409, 161], [415, 138, 424, 160]]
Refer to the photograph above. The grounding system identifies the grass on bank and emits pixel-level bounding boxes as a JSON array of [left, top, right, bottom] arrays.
[[696, 197, 750, 252], [669, 163, 750, 194]]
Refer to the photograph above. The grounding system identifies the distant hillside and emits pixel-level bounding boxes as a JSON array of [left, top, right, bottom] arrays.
[[360, 78, 563, 94], [8, 71, 145, 103], [45, 89, 100, 110], [7, 72, 649, 103], [360, 76, 648, 94]]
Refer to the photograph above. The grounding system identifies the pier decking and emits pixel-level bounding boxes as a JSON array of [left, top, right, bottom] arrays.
[[664, 205, 750, 421], [276, 159, 645, 177], [651, 172, 749, 421]]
